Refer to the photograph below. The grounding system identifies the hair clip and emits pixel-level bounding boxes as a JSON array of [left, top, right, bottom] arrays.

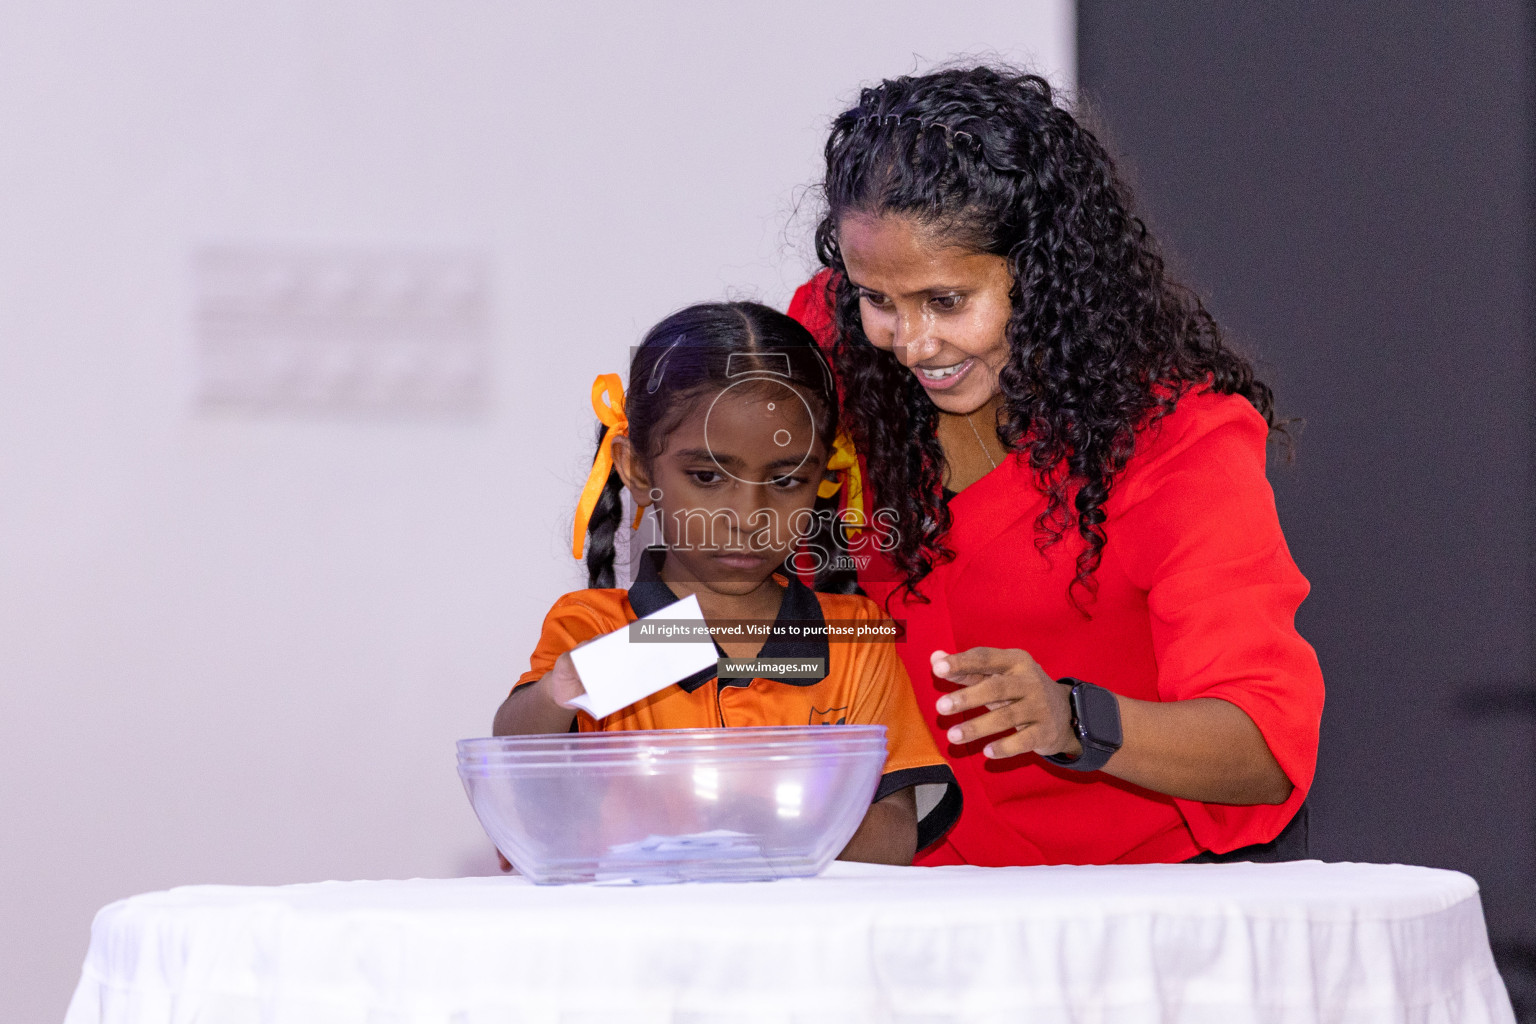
[[855, 111, 975, 147], [646, 349, 670, 393]]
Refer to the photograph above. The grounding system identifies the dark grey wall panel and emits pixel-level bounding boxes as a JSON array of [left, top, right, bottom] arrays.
[[1078, 2, 1535, 942]]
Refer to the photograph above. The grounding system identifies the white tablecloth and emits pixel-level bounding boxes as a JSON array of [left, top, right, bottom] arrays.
[[64, 861, 1514, 1024]]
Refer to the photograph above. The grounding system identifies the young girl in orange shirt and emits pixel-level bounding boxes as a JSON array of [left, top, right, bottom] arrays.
[[494, 301, 958, 865]]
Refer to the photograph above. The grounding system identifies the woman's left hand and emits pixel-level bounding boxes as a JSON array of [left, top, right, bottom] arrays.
[[931, 647, 1083, 760]]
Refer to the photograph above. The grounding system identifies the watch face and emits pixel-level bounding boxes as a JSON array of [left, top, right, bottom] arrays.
[[1076, 683, 1123, 749]]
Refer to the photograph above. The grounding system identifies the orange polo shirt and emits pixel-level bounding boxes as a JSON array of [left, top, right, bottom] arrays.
[[516, 548, 961, 851]]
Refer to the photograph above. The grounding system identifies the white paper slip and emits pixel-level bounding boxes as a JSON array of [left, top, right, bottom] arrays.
[[567, 593, 717, 719]]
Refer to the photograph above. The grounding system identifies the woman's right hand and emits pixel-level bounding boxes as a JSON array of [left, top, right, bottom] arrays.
[[931, 647, 1079, 760]]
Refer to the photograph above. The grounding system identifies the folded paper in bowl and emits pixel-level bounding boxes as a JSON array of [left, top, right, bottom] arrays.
[[567, 593, 717, 719]]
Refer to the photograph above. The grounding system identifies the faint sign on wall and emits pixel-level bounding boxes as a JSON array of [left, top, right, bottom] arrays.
[[193, 247, 489, 413]]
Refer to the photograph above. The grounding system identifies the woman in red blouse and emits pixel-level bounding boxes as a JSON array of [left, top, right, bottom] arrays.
[[788, 65, 1323, 865]]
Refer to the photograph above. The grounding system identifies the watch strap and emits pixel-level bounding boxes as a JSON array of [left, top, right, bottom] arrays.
[[1042, 678, 1122, 772]]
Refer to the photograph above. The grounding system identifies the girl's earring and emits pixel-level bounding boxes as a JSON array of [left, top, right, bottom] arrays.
[[641, 489, 665, 535], [632, 488, 663, 530]]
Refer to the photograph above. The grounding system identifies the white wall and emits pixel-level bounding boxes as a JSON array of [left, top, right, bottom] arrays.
[[0, 2, 1073, 1017]]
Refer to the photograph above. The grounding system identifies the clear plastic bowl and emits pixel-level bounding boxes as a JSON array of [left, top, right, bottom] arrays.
[[457, 725, 887, 884]]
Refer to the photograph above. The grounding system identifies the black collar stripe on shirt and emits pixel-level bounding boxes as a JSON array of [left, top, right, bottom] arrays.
[[626, 547, 830, 691]]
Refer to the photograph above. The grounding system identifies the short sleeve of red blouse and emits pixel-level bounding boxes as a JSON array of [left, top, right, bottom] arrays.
[[1114, 392, 1324, 852], [787, 270, 837, 348]]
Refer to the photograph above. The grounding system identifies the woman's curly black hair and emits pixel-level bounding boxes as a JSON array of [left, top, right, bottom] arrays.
[[812, 65, 1281, 609]]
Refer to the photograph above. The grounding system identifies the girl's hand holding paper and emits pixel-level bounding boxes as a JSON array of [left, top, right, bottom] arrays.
[[497, 592, 719, 735], [564, 593, 715, 720], [537, 650, 586, 710]]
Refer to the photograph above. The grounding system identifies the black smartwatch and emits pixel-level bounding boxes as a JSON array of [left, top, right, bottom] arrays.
[[1042, 678, 1122, 772]]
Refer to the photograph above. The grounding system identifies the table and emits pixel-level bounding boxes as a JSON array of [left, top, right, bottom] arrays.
[[64, 861, 1515, 1023]]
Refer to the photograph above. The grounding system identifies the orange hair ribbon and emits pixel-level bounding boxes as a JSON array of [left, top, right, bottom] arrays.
[[572, 373, 634, 560], [819, 431, 866, 534]]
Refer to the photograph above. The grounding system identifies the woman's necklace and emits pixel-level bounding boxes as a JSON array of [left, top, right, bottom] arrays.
[[966, 408, 1000, 470]]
